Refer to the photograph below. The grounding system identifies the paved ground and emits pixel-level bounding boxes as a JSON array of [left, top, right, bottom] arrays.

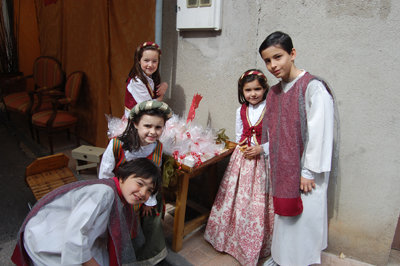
[[0, 114, 37, 265]]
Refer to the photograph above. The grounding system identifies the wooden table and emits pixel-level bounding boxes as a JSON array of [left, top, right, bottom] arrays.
[[171, 142, 236, 252]]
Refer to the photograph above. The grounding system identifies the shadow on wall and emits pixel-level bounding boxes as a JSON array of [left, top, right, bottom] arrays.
[[178, 30, 221, 39], [328, 154, 340, 221], [168, 84, 186, 116], [207, 112, 212, 127], [328, 108, 341, 222]]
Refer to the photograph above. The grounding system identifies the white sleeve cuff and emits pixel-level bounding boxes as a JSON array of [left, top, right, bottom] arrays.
[[261, 142, 269, 156], [301, 167, 315, 180], [144, 194, 157, 206]]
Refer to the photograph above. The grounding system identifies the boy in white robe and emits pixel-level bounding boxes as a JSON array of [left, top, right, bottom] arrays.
[[259, 31, 335, 266], [12, 158, 161, 266]]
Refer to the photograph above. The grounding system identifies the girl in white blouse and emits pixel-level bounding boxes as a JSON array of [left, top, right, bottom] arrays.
[[124, 42, 168, 119]]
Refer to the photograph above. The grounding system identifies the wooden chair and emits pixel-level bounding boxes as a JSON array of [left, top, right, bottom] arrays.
[[31, 71, 84, 154], [3, 56, 64, 137], [25, 153, 77, 201]]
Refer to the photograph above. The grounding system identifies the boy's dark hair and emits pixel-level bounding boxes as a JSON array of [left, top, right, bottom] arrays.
[[118, 108, 169, 152], [258, 31, 294, 55], [127, 45, 161, 88], [238, 69, 269, 105], [116, 157, 162, 195]]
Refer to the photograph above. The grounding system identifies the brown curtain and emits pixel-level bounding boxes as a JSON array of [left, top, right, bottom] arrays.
[[34, 0, 155, 147], [14, 0, 40, 91]]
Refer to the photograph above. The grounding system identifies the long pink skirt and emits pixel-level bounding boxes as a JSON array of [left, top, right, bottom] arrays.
[[204, 147, 274, 266]]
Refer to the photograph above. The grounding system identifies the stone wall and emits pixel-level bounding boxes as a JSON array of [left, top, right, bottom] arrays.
[[161, 1, 400, 265]]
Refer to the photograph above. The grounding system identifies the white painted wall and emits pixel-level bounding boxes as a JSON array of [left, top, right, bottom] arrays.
[[161, 1, 400, 265]]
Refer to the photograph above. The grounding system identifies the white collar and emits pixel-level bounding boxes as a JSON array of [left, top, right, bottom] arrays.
[[125, 142, 156, 159], [281, 70, 306, 93], [248, 99, 266, 110]]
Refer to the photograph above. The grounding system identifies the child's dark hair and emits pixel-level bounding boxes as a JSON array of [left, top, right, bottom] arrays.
[[127, 42, 161, 88], [118, 108, 168, 151], [238, 69, 269, 105], [116, 158, 162, 195], [258, 31, 294, 55]]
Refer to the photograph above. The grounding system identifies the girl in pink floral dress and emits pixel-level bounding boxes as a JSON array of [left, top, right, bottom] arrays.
[[204, 69, 274, 266]]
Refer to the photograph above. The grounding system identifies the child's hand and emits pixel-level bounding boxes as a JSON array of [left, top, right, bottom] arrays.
[[141, 205, 154, 217], [300, 176, 315, 193], [156, 82, 168, 99], [243, 145, 263, 159]]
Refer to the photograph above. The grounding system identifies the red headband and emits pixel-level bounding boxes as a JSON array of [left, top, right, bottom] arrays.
[[140, 42, 161, 54], [240, 70, 266, 81]]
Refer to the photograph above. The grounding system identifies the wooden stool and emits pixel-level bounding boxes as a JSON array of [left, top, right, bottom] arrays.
[[71, 145, 105, 175], [26, 153, 78, 200]]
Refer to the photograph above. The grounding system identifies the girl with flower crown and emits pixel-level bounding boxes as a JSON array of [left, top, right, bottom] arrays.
[[204, 69, 274, 266]]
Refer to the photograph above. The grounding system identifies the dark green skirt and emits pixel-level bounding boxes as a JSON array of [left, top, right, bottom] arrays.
[[133, 193, 167, 265]]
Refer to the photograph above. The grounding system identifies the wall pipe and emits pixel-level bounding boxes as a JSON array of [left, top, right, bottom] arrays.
[[155, 0, 163, 47]]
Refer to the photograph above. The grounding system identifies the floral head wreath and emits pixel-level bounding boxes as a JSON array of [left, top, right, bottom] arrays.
[[140, 41, 161, 55], [129, 100, 172, 120], [240, 70, 267, 81]]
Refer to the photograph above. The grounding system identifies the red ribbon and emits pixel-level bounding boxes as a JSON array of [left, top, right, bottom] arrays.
[[190, 152, 203, 167]]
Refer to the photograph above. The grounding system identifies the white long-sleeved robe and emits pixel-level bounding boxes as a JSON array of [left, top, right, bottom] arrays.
[[23, 184, 115, 266], [271, 71, 334, 266]]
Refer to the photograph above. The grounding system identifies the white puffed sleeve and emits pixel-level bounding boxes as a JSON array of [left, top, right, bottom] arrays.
[[98, 140, 116, 179], [61, 185, 114, 264], [235, 106, 243, 143], [124, 78, 155, 118]]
